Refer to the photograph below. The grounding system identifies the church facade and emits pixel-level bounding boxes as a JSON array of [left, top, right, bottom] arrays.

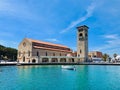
[[17, 25, 89, 63]]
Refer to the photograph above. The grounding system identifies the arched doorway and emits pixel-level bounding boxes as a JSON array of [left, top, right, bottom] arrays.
[[51, 58, 58, 62], [28, 60, 30, 63], [32, 59, 36, 63], [60, 58, 66, 62], [42, 58, 49, 62], [23, 57, 25, 62], [72, 58, 74, 62]]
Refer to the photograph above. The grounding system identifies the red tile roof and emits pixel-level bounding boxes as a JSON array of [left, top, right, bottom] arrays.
[[26, 38, 70, 49], [33, 46, 72, 53]]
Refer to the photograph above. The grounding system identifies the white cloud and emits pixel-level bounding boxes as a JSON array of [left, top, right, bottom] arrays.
[[103, 34, 118, 39], [60, 2, 96, 33], [93, 34, 120, 55], [45, 38, 59, 42], [0, 0, 39, 20]]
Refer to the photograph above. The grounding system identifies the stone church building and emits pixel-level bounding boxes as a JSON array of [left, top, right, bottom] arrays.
[[17, 38, 75, 63], [17, 25, 89, 63]]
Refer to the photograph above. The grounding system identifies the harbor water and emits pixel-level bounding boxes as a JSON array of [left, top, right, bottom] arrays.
[[0, 65, 120, 90]]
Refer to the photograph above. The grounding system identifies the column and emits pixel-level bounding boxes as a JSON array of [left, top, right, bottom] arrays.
[[58, 58, 60, 63], [66, 58, 69, 63], [49, 58, 52, 63]]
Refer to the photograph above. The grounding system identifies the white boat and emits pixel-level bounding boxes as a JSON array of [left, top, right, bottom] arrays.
[[61, 65, 76, 70], [16, 63, 21, 66]]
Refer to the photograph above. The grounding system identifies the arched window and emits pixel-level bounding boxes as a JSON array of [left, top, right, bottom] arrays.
[[32, 59, 36, 63], [46, 52, 48, 56], [37, 51, 39, 56], [23, 57, 25, 62], [79, 33, 83, 37], [85, 33, 88, 37], [28, 51, 30, 56], [80, 50, 82, 53], [53, 53, 55, 56], [19, 51, 21, 57]]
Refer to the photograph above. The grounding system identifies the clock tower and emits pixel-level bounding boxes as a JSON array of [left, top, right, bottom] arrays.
[[77, 25, 88, 62]]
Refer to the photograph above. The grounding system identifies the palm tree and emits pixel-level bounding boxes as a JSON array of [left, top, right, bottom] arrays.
[[113, 53, 117, 59], [102, 53, 109, 61], [113, 53, 117, 62]]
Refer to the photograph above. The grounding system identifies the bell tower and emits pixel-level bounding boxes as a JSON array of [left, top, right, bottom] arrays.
[[77, 25, 88, 62]]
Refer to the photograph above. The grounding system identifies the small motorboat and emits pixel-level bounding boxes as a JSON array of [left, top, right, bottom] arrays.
[[61, 65, 76, 70], [16, 63, 21, 66]]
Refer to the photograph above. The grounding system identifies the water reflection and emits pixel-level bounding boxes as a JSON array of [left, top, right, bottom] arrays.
[[74, 65, 89, 89], [1, 65, 120, 90]]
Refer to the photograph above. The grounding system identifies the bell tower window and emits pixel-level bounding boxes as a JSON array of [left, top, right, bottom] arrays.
[[80, 50, 82, 53], [79, 33, 83, 37]]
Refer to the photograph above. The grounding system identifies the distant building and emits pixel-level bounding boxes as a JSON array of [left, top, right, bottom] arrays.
[[89, 51, 102, 58], [88, 51, 103, 62], [111, 55, 120, 63], [72, 51, 77, 57], [115, 55, 120, 60]]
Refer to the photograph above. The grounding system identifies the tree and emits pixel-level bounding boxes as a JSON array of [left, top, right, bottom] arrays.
[[102, 53, 109, 61], [113, 53, 117, 60], [0, 44, 17, 61]]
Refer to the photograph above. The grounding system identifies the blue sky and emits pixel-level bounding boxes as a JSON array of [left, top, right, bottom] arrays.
[[0, 0, 120, 56]]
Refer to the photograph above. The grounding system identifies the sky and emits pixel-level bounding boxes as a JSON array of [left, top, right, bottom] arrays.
[[0, 0, 120, 56]]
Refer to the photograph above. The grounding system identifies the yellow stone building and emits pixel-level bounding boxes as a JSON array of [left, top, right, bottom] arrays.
[[18, 38, 75, 63], [17, 25, 89, 63]]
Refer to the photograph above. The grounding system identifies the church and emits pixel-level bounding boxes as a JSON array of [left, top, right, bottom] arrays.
[[17, 25, 88, 63]]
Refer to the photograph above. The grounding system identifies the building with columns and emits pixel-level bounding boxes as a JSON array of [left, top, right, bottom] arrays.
[[17, 25, 89, 63], [18, 38, 77, 63], [88, 51, 102, 58]]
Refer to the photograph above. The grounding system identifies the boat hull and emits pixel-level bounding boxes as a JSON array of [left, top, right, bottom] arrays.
[[61, 65, 76, 70]]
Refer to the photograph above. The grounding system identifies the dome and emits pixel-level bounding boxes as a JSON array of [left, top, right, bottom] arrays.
[[116, 55, 120, 59]]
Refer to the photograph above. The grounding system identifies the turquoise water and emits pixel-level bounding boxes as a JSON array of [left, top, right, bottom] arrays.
[[0, 65, 120, 90]]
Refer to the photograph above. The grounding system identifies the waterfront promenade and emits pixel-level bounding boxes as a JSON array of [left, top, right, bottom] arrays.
[[1, 62, 120, 66]]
